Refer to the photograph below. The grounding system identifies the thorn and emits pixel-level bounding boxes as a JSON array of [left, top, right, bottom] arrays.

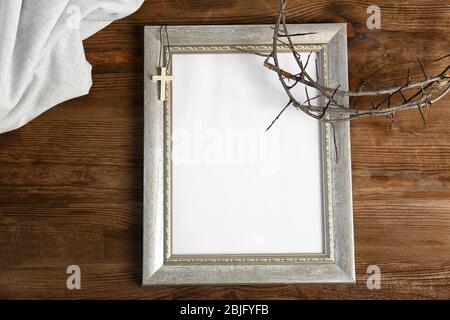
[[305, 87, 311, 106], [320, 85, 340, 119], [394, 82, 408, 103], [427, 53, 450, 65], [417, 105, 428, 127], [374, 93, 392, 109], [265, 100, 293, 132], [279, 32, 316, 38], [406, 68, 412, 84], [399, 91, 408, 103], [315, 59, 320, 83], [386, 115, 392, 132], [330, 122, 339, 164], [417, 57, 428, 79], [304, 52, 313, 69], [390, 113, 418, 136]]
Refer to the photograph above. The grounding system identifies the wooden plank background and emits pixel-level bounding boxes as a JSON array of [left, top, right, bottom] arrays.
[[0, 0, 449, 299]]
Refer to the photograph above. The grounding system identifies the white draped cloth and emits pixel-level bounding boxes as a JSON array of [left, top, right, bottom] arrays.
[[0, 0, 144, 133]]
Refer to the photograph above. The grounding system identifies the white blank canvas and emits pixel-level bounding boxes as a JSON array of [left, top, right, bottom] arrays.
[[171, 52, 323, 255]]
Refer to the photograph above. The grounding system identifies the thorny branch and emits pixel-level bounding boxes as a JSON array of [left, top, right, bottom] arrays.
[[243, 0, 450, 132]]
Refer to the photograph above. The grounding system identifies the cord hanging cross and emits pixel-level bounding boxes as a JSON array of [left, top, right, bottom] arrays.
[[152, 67, 173, 101]]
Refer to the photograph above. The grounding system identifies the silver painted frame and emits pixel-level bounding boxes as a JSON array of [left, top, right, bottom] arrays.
[[143, 24, 354, 285]]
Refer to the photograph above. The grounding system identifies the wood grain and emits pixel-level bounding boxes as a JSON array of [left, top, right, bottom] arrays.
[[0, 0, 449, 299]]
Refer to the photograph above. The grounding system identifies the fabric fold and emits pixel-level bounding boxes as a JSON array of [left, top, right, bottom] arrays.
[[0, 0, 144, 133]]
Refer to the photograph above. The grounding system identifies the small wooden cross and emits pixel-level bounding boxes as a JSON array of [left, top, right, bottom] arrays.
[[152, 67, 173, 101]]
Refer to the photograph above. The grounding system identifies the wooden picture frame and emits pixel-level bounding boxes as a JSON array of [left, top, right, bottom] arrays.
[[143, 24, 354, 285]]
